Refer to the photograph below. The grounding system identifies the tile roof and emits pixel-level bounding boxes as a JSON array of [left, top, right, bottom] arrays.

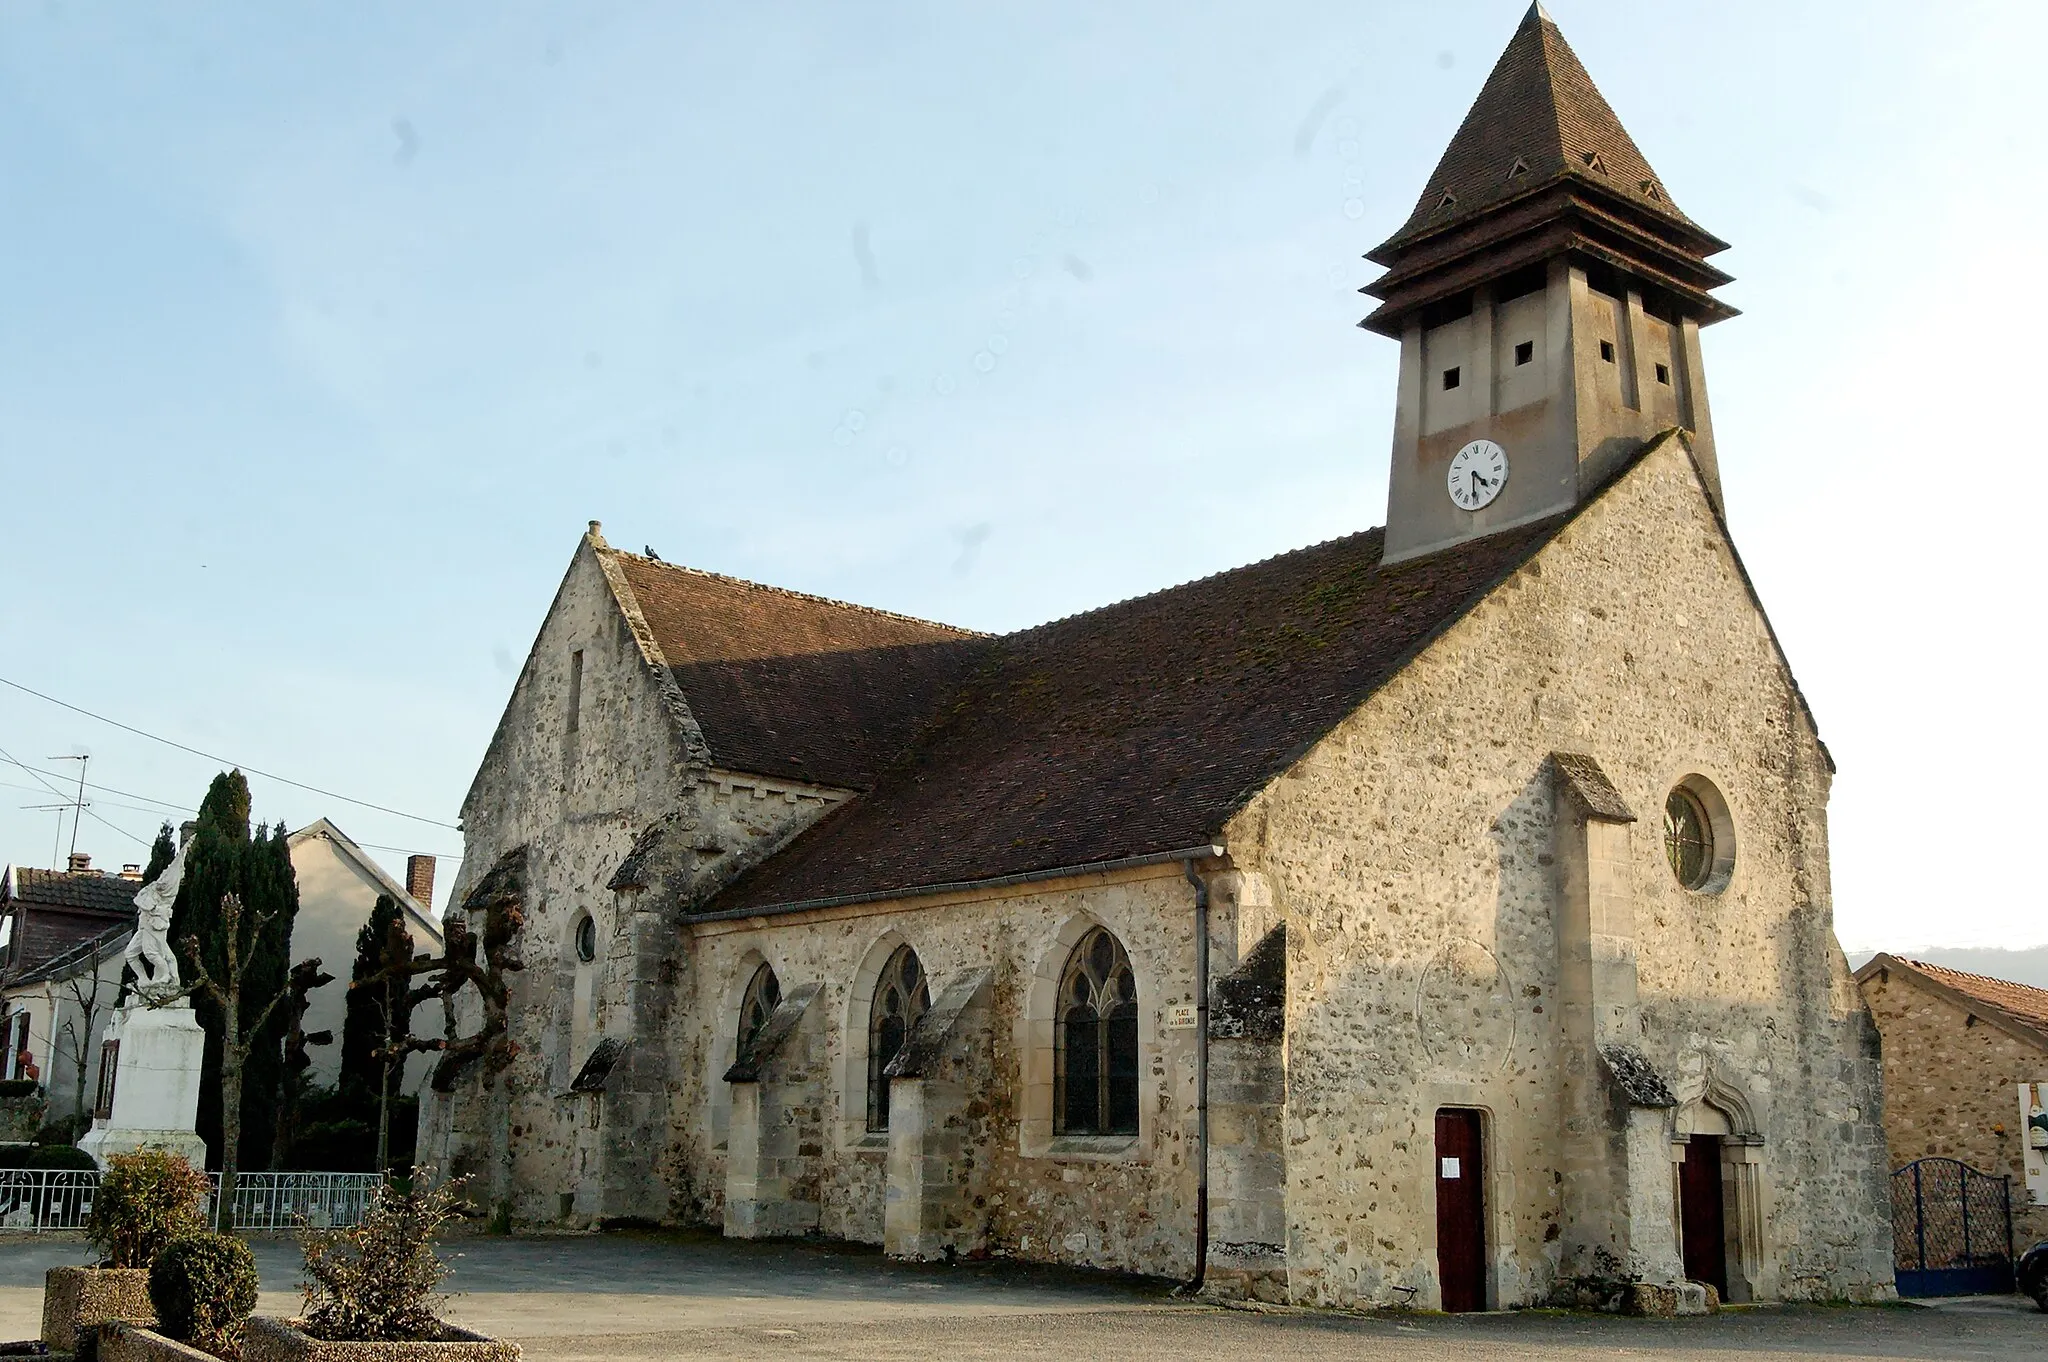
[[9, 920, 129, 987], [6, 867, 144, 917], [1900, 958, 2048, 1039], [705, 504, 1575, 917], [1381, 4, 1693, 253], [612, 552, 991, 791]]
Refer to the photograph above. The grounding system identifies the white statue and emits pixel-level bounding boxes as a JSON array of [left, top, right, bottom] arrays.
[[125, 841, 187, 1003]]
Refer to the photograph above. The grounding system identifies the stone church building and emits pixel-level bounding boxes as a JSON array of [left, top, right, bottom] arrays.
[[423, 6, 1895, 1308]]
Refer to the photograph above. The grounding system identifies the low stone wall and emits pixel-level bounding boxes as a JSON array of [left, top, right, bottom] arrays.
[[41, 1267, 153, 1353], [99, 1322, 220, 1362], [241, 1318, 520, 1362]]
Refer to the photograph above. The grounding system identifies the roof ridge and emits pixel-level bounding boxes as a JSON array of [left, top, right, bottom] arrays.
[[1905, 956, 2048, 999], [1002, 526, 1388, 639], [607, 548, 988, 638]]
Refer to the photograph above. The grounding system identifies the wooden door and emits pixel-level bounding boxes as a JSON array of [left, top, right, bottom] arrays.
[[1679, 1134, 1728, 1298], [1434, 1108, 1486, 1312]]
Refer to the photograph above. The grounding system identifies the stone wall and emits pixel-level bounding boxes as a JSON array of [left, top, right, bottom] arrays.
[[681, 864, 1253, 1278], [1858, 967, 2048, 1246], [424, 532, 843, 1225], [1224, 437, 1893, 1307]]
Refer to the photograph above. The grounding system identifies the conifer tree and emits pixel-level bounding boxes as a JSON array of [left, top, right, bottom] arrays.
[[143, 822, 177, 883], [168, 772, 301, 1171], [340, 896, 411, 1104]]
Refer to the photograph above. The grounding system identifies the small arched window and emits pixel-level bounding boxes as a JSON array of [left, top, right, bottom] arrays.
[[866, 945, 929, 1131], [573, 913, 597, 964], [1055, 927, 1139, 1137], [737, 963, 780, 1056]]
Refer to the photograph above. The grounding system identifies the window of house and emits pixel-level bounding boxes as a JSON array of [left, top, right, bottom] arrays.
[[1054, 927, 1139, 1137], [866, 945, 929, 1131], [1655, 362, 1671, 385], [1442, 366, 1461, 390], [573, 913, 597, 964], [737, 962, 780, 1056], [1514, 341, 1533, 366], [1599, 340, 1616, 363]]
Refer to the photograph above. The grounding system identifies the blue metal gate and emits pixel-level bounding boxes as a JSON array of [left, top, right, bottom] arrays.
[[1891, 1158, 2014, 1297]]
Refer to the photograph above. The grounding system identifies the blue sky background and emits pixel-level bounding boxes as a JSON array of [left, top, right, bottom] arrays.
[[1, 1, 2040, 949]]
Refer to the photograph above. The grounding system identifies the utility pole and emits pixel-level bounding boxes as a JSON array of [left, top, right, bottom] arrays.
[[49, 755, 89, 864]]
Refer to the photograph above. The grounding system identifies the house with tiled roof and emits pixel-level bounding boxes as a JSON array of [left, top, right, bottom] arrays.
[[423, 5, 1894, 1309], [1855, 955, 2048, 1247], [2, 826, 446, 1132]]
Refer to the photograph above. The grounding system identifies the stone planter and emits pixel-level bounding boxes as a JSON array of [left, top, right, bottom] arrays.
[[241, 1319, 519, 1362], [99, 1321, 220, 1362], [41, 1267, 154, 1353]]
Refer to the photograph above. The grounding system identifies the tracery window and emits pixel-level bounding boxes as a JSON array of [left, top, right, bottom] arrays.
[[1054, 927, 1139, 1137], [865, 945, 929, 1131], [1664, 787, 1713, 890], [737, 962, 780, 1056]]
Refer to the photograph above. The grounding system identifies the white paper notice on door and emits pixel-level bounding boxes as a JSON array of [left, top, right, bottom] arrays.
[[1440, 1157, 1461, 1179]]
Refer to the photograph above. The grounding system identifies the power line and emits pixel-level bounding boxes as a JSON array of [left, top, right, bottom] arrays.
[[0, 741, 154, 851], [0, 674, 460, 831]]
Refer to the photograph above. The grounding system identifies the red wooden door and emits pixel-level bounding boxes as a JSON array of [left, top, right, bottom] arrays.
[[1434, 1108, 1486, 1312], [1679, 1134, 1728, 1298]]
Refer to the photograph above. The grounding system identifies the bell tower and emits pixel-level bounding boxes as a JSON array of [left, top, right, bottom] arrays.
[[1366, 4, 1737, 564]]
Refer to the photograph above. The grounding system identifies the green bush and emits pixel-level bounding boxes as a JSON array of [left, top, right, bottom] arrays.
[[28, 1143, 98, 1171], [300, 1171, 464, 1342], [86, 1148, 210, 1268], [149, 1233, 259, 1355], [0, 1078, 41, 1099]]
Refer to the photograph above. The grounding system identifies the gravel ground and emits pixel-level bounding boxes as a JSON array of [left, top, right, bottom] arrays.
[[2, 1229, 2040, 1360]]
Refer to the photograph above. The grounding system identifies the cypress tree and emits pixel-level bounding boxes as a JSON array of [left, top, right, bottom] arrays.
[[143, 823, 177, 883], [340, 895, 411, 1103], [168, 772, 300, 1171]]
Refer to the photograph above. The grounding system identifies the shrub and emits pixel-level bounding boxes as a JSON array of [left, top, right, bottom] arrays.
[[0, 1078, 41, 1099], [298, 1171, 466, 1342], [86, 1148, 210, 1269], [28, 1143, 98, 1171], [150, 1233, 259, 1355]]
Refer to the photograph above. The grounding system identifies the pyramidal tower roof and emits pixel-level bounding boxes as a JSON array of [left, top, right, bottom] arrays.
[[1361, 4, 1733, 336], [1384, 3, 1690, 248]]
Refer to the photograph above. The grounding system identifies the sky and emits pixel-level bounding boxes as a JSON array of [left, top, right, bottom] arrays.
[[0, 1, 2041, 948]]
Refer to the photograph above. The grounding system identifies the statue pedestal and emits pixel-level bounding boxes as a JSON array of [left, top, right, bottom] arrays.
[[79, 1003, 207, 1170]]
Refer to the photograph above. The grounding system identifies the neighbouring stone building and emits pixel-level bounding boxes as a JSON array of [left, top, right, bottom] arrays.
[[1855, 955, 2048, 1247], [422, 6, 1895, 1308]]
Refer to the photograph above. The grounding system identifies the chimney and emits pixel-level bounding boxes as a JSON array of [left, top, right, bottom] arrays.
[[66, 852, 92, 874], [405, 855, 437, 909], [178, 821, 197, 848], [119, 864, 143, 881]]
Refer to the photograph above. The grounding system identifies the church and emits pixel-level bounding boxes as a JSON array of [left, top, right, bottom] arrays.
[[421, 6, 1896, 1309]]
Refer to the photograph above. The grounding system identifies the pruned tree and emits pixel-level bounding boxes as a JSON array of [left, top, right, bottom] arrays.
[[162, 892, 300, 1230], [53, 930, 125, 1131], [370, 846, 527, 1217], [270, 957, 335, 1169], [343, 896, 417, 1171]]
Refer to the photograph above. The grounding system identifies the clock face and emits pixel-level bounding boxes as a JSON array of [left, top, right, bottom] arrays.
[[1447, 439, 1509, 511]]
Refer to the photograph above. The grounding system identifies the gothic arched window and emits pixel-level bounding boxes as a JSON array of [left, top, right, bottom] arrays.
[[737, 962, 780, 1056], [1055, 927, 1139, 1137], [865, 945, 929, 1131]]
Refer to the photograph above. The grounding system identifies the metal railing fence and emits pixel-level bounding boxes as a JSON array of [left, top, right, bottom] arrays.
[[0, 1168, 383, 1233]]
